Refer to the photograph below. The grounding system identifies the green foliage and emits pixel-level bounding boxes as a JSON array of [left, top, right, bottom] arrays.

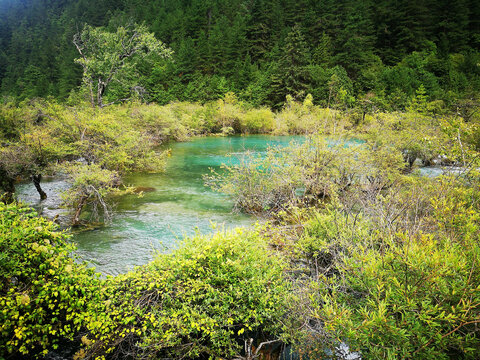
[[313, 33, 333, 67], [363, 111, 448, 168], [0, 125, 73, 180], [205, 136, 405, 215], [0, 100, 172, 221], [74, 23, 172, 107], [239, 107, 275, 134], [80, 228, 290, 359], [0, 202, 292, 360], [1, 0, 479, 109], [60, 163, 125, 225], [438, 115, 480, 165], [0, 98, 32, 140], [270, 25, 311, 106], [0, 203, 100, 358], [276, 94, 356, 135], [288, 177, 480, 359], [407, 84, 429, 114]]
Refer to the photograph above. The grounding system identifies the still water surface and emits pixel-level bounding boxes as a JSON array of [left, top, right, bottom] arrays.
[[18, 135, 448, 275], [17, 135, 302, 275]]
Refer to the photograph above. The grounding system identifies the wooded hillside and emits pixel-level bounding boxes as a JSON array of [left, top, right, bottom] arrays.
[[0, 0, 479, 108]]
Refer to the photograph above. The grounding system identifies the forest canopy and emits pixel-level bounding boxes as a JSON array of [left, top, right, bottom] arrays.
[[0, 0, 479, 109]]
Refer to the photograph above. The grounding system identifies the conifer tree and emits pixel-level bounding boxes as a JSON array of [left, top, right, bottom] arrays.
[[313, 32, 332, 67], [275, 25, 311, 103]]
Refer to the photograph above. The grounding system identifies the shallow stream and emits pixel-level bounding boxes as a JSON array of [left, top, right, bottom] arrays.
[[17, 135, 302, 275], [16, 134, 456, 275]]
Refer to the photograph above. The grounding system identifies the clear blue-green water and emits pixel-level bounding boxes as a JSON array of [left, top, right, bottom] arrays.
[[17, 135, 303, 275], [16, 135, 449, 276]]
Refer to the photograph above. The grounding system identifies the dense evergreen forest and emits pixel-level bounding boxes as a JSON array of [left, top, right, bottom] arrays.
[[0, 0, 479, 108]]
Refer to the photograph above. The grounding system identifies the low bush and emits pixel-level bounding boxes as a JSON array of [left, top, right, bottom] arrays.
[[0, 204, 292, 359], [80, 227, 291, 359], [0, 203, 100, 358], [239, 108, 275, 134], [284, 176, 480, 359], [205, 136, 405, 215]]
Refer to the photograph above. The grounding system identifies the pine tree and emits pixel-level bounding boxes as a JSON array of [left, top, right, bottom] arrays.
[[272, 25, 311, 106], [247, 0, 275, 62], [435, 0, 470, 54], [313, 32, 332, 67], [335, 0, 376, 79]]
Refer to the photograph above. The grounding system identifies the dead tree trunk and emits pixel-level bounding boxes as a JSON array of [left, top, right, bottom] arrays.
[[97, 79, 106, 108], [238, 338, 282, 360], [72, 196, 88, 226], [32, 174, 47, 200]]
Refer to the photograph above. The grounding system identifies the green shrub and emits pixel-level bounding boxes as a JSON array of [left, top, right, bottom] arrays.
[[206, 136, 405, 215], [81, 227, 291, 359], [239, 108, 275, 133], [0, 203, 100, 358], [0, 99, 35, 140], [274, 98, 350, 135], [211, 98, 244, 133], [287, 178, 480, 359], [362, 111, 447, 168], [60, 163, 129, 225]]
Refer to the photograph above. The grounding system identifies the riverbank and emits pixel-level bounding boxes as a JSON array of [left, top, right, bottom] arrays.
[[4, 95, 473, 276], [3, 158, 480, 359], [1, 96, 460, 223], [2, 98, 480, 359], [1, 98, 352, 223], [14, 130, 463, 275]]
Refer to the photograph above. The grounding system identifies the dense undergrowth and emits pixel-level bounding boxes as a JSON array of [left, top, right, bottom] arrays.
[[0, 203, 291, 359], [0, 203, 101, 357], [1, 1, 480, 356], [1, 92, 480, 359], [2, 90, 478, 226], [2, 163, 480, 359], [277, 173, 480, 359], [0, 94, 369, 224]]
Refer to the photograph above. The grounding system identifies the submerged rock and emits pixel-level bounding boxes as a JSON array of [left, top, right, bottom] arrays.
[[133, 186, 156, 193]]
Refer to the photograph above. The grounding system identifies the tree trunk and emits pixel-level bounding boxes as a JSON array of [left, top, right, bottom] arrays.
[[72, 196, 88, 226], [32, 174, 47, 200], [97, 79, 106, 108], [89, 80, 95, 108]]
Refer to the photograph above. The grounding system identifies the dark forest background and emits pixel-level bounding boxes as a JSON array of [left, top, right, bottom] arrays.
[[0, 0, 479, 109]]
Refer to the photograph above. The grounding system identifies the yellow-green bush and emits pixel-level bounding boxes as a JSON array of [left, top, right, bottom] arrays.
[[239, 107, 275, 133], [81, 227, 291, 359], [285, 176, 480, 359], [0, 98, 37, 140], [273, 98, 354, 135], [211, 98, 245, 133], [0, 204, 292, 359], [361, 111, 448, 167], [206, 136, 404, 215], [0, 203, 101, 358]]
